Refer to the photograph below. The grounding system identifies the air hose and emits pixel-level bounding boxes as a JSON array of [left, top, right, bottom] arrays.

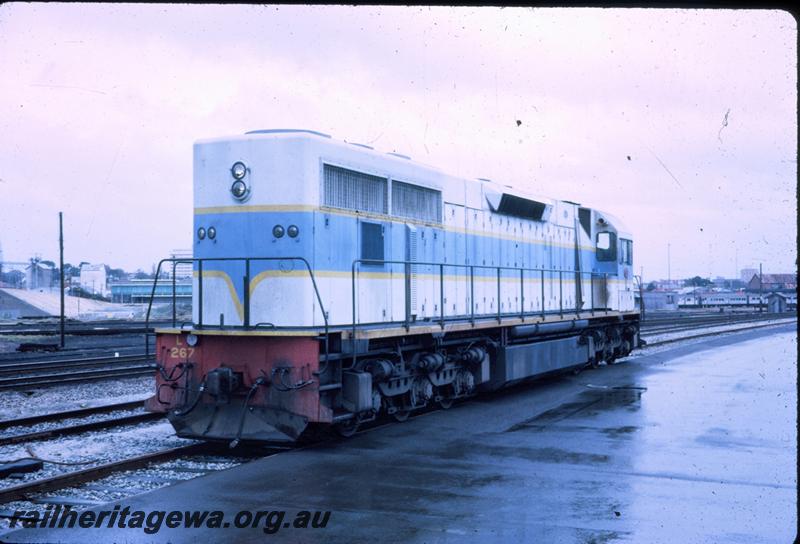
[[173, 379, 207, 417], [228, 377, 267, 449]]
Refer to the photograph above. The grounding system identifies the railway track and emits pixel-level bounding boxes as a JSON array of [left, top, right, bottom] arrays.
[[0, 400, 149, 429], [0, 355, 154, 390], [0, 320, 173, 337], [0, 402, 225, 509], [640, 312, 795, 335], [0, 367, 154, 390], [640, 317, 796, 347], [0, 438, 285, 508], [0, 410, 164, 446], [0, 443, 211, 505], [0, 342, 151, 365], [641, 310, 791, 323], [0, 354, 149, 373]]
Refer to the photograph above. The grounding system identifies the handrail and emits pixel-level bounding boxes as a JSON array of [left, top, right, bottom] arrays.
[[350, 258, 610, 363], [144, 256, 612, 374], [144, 257, 330, 368], [634, 274, 645, 320]]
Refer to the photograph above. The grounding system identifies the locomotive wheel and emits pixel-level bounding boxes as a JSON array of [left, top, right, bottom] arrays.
[[392, 409, 411, 422], [386, 396, 411, 421], [334, 417, 360, 437], [438, 397, 454, 410]]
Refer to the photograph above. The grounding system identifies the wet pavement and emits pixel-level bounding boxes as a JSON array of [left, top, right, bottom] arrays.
[[2, 323, 796, 543]]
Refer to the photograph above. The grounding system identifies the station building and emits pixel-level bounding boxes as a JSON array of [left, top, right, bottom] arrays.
[[110, 279, 192, 303], [746, 273, 796, 293]]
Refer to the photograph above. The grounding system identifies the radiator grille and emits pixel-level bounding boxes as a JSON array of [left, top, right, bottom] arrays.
[[323, 164, 387, 214], [405, 225, 418, 312], [392, 181, 442, 223]]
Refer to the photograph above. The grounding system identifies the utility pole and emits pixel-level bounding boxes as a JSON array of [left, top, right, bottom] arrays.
[[759, 263, 763, 313], [667, 243, 671, 287], [59, 212, 65, 348]]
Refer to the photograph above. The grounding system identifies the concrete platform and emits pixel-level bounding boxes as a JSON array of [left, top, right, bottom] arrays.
[[2, 324, 796, 543], [0, 288, 134, 320]]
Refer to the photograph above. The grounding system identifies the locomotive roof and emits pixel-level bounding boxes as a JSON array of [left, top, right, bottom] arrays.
[[196, 129, 629, 235]]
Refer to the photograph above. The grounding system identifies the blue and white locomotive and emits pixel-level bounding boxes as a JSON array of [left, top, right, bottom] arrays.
[[147, 129, 641, 441]]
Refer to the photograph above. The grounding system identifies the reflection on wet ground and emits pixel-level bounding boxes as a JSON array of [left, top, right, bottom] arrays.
[[506, 385, 647, 431], [2, 325, 796, 544]]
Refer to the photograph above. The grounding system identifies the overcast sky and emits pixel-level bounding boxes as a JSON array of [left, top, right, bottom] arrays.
[[0, 4, 796, 280]]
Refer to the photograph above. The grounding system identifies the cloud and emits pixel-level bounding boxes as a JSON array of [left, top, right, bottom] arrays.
[[0, 4, 795, 277]]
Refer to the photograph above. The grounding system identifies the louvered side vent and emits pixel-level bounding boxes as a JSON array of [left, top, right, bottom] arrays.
[[392, 181, 442, 223], [323, 164, 388, 214], [405, 225, 418, 313]]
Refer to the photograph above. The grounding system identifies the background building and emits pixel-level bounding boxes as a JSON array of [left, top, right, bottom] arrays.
[[642, 291, 679, 311], [110, 279, 192, 303], [746, 273, 796, 293], [79, 263, 109, 296], [25, 260, 54, 290], [740, 268, 758, 282], [767, 293, 789, 313]]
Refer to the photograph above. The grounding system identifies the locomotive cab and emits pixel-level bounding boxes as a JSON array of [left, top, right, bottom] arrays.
[[592, 211, 635, 312]]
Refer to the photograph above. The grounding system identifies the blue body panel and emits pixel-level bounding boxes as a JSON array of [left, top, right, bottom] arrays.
[[194, 209, 602, 305]]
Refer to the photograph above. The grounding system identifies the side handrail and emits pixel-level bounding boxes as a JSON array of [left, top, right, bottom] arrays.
[[350, 258, 611, 362], [634, 274, 645, 320], [144, 257, 329, 368]]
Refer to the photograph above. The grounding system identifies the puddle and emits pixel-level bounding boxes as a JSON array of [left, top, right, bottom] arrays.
[[601, 425, 640, 438], [506, 385, 648, 432], [439, 442, 611, 465], [694, 427, 762, 450]]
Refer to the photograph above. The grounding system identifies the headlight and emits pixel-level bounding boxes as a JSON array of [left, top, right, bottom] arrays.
[[231, 161, 247, 180], [197, 227, 206, 240], [273, 225, 285, 238], [186, 333, 199, 347], [231, 180, 248, 199], [207, 226, 217, 240], [287, 225, 299, 238]]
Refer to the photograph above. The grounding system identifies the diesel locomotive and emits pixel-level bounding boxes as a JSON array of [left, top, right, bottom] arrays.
[[145, 129, 641, 443]]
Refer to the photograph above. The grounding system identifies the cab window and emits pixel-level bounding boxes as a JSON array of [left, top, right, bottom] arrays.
[[596, 232, 617, 262], [619, 238, 633, 265]]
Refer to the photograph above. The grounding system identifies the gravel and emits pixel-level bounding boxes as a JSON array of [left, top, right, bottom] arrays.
[[0, 407, 149, 439], [0, 376, 154, 421], [0, 453, 249, 533], [0, 419, 257, 534], [0, 421, 190, 486], [0, 370, 256, 535]]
